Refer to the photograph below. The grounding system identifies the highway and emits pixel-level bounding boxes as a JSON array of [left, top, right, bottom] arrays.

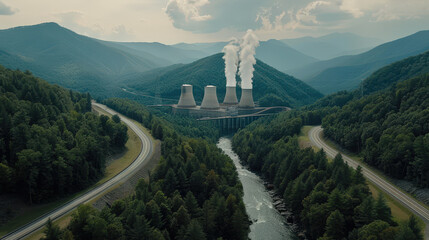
[[1, 102, 154, 240], [309, 126, 429, 238]]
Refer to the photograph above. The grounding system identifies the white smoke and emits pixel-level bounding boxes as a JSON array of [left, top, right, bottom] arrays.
[[222, 38, 240, 87], [238, 29, 259, 89]]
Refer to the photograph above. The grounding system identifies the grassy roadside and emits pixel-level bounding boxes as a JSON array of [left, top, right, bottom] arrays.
[[299, 125, 427, 228], [298, 125, 319, 152], [320, 131, 429, 212], [0, 106, 142, 238], [298, 126, 428, 235]]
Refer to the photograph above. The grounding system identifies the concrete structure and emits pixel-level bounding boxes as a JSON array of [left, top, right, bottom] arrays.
[[223, 86, 238, 105], [201, 85, 220, 109], [238, 88, 255, 108], [177, 84, 196, 108]]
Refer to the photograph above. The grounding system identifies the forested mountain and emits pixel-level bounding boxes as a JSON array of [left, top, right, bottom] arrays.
[[123, 53, 323, 108], [43, 98, 250, 240], [362, 50, 429, 94], [290, 30, 429, 94], [281, 32, 381, 60], [173, 40, 318, 72], [322, 74, 429, 187], [0, 23, 166, 97], [0, 66, 128, 203], [104, 41, 205, 65], [231, 109, 422, 239]]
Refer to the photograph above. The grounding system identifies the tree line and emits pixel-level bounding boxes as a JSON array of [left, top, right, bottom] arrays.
[[232, 109, 423, 240], [41, 98, 250, 240], [323, 74, 429, 187], [0, 66, 128, 204]]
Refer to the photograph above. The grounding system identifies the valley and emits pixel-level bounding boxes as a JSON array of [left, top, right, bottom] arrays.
[[1, 5, 429, 239]]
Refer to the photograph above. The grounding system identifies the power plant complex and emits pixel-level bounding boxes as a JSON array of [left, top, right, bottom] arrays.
[[172, 83, 261, 118], [171, 30, 288, 128]]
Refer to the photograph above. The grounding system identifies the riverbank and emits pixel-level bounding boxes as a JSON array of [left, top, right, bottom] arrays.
[[217, 137, 297, 240]]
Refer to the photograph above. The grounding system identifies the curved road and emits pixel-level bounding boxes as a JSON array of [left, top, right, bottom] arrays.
[[2, 103, 153, 240], [309, 126, 429, 237]]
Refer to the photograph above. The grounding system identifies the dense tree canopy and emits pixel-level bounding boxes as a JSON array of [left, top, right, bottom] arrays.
[[0, 66, 128, 203], [232, 108, 422, 239], [323, 74, 429, 187], [45, 98, 250, 240]]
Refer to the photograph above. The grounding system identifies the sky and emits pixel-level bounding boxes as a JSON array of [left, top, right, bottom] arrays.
[[0, 0, 428, 44]]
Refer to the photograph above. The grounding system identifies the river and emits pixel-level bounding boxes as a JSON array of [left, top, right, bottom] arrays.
[[217, 137, 297, 240]]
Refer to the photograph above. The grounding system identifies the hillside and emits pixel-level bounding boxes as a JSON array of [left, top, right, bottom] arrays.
[[322, 74, 429, 188], [282, 32, 381, 60], [0, 23, 165, 96], [173, 40, 317, 72], [362, 50, 429, 94], [122, 53, 323, 108], [290, 30, 429, 94], [0, 65, 128, 204], [256, 39, 318, 72], [105, 41, 205, 65]]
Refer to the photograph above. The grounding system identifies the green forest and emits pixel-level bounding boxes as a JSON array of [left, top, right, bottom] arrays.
[[323, 74, 429, 187], [122, 53, 323, 108], [232, 110, 423, 240], [0, 66, 128, 203], [362, 51, 429, 94], [42, 98, 250, 240]]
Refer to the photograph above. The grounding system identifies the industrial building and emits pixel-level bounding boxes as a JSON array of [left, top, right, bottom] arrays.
[[172, 83, 269, 118]]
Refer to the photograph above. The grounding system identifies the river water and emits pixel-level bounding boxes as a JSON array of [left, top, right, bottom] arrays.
[[217, 137, 297, 240]]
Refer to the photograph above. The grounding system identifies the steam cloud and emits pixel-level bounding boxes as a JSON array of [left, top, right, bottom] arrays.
[[238, 29, 259, 89], [222, 38, 239, 87]]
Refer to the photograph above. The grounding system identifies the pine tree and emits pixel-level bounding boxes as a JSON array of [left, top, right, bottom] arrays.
[[41, 218, 62, 240], [375, 194, 392, 224], [407, 215, 423, 240], [185, 220, 206, 240], [324, 210, 346, 240]]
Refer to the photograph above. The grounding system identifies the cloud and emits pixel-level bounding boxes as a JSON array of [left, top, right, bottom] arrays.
[[164, 0, 264, 33], [340, 0, 429, 21], [55, 11, 134, 41], [256, 0, 351, 33], [165, 0, 212, 25], [0, 1, 16, 15]]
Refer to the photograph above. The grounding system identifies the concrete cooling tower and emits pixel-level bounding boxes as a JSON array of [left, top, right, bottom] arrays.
[[177, 84, 196, 108], [223, 86, 238, 105], [238, 88, 255, 108], [201, 85, 220, 109]]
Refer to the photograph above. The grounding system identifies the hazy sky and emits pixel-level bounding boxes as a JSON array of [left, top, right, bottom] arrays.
[[0, 0, 428, 44]]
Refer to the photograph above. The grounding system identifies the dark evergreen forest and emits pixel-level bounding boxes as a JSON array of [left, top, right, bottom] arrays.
[[323, 74, 429, 187], [232, 109, 423, 239], [0, 66, 128, 203], [42, 98, 250, 240]]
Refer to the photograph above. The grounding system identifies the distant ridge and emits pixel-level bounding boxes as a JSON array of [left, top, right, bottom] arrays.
[[290, 30, 429, 94], [122, 53, 323, 108], [0, 22, 166, 96]]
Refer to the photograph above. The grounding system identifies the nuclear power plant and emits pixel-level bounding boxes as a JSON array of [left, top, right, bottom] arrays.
[[223, 86, 238, 105], [177, 84, 196, 108], [171, 31, 288, 127], [172, 82, 265, 118]]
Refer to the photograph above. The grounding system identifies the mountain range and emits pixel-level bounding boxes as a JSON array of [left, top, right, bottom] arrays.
[[122, 53, 323, 108], [281, 32, 382, 60], [291, 30, 429, 94], [0, 22, 162, 96]]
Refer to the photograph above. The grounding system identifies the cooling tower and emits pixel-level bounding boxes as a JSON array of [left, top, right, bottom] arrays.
[[177, 84, 196, 108], [201, 85, 220, 109], [238, 88, 255, 108], [223, 86, 238, 105]]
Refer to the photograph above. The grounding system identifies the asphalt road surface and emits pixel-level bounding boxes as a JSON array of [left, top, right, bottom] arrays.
[[309, 126, 429, 238], [1, 103, 153, 240]]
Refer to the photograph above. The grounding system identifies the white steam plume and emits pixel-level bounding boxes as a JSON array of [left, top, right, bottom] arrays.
[[238, 29, 259, 89], [222, 38, 240, 87]]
